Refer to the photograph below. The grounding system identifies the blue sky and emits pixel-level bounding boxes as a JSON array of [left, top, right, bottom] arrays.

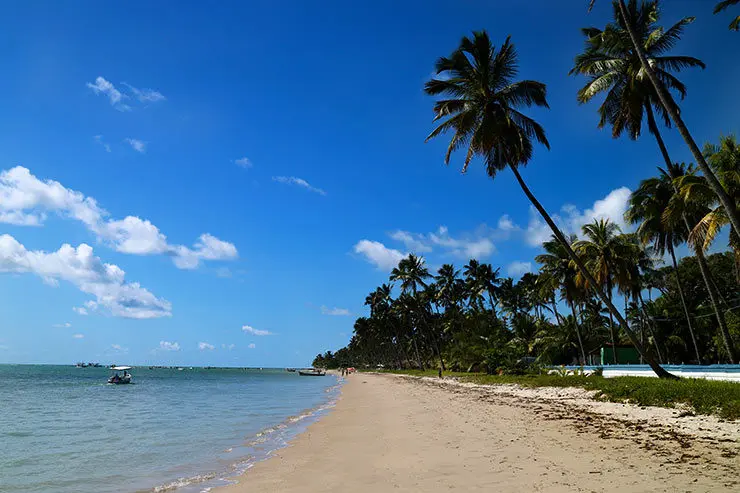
[[0, 1, 738, 366]]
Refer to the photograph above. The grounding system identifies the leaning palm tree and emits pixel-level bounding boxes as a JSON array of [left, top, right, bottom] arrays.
[[424, 31, 674, 378], [626, 169, 702, 363], [576, 1, 736, 364], [572, 0, 704, 162], [715, 0, 740, 30], [585, 0, 740, 238]]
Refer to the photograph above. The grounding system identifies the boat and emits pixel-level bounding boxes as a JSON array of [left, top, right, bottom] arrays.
[[108, 366, 133, 385], [298, 368, 326, 376], [286, 368, 296, 372]]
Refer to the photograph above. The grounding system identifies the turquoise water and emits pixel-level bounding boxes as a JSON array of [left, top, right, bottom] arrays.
[[0, 365, 341, 493]]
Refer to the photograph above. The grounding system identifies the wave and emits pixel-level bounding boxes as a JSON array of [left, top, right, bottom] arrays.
[[151, 473, 217, 492]]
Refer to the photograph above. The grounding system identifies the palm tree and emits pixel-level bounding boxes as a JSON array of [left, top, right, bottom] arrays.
[[585, 0, 740, 239], [574, 2, 735, 363], [463, 260, 485, 310], [392, 292, 424, 369], [424, 31, 674, 377], [479, 263, 502, 318], [435, 264, 463, 310], [390, 254, 446, 369], [365, 284, 409, 369], [574, 219, 633, 363], [536, 235, 588, 365], [626, 169, 702, 363], [689, 136, 740, 258], [390, 254, 430, 295], [715, 0, 740, 30], [667, 162, 738, 364], [572, 0, 704, 174]]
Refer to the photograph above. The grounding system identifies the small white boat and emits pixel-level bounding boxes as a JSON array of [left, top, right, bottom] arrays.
[[108, 366, 133, 385], [298, 368, 326, 377]]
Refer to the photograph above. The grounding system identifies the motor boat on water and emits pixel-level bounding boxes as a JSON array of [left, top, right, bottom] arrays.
[[298, 368, 326, 376], [108, 366, 133, 384]]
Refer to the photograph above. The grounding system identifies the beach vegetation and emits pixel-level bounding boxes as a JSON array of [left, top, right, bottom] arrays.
[[315, 1, 740, 379]]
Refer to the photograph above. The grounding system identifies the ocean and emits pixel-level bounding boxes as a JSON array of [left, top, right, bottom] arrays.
[[0, 365, 341, 493]]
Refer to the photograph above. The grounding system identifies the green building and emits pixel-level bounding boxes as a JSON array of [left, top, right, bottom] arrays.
[[600, 346, 641, 365]]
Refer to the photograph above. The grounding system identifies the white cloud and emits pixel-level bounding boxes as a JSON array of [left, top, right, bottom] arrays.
[[429, 226, 494, 258], [389, 230, 432, 253], [525, 187, 632, 247], [385, 226, 497, 261], [0, 234, 171, 319], [525, 211, 554, 248], [53, 322, 71, 328], [86, 77, 130, 111], [73, 306, 88, 315], [198, 342, 215, 350], [507, 261, 532, 277], [497, 215, 518, 233], [353, 240, 405, 271], [73, 334, 84, 339], [248, 343, 256, 349], [87, 77, 164, 110], [0, 167, 238, 269], [234, 157, 252, 169], [242, 325, 272, 336], [125, 138, 146, 153], [94, 135, 111, 153], [215, 267, 232, 278], [321, 306, 351, 316], [110, 344, 128, 353], [171, 234, 239, 270], [122, 82, 166, 103], [221, 343, 235, 350], [158, 340, 180, 351], [272, 176, 326, 196]]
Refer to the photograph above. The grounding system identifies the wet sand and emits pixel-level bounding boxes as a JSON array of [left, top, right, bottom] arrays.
[[217, 373, 739, 492]]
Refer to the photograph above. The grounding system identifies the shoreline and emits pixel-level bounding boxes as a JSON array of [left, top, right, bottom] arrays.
[[150, 373, 344, 493], [215, 373, 739, 492]]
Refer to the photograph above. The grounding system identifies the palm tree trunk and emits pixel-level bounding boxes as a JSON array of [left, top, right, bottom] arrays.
[[668, 244, 702, 364], [639, 293, 664, 364], [508, 163, 676, 378], [695, 248, 736, 363], [570, 302, 587, 365], [616, 0, 740, 240], [639, 306, 645, 365], [607, 301, 618, 364], [412, 333, 424, 370], [551, 298, 564, 325], [488, 292, 499, 322], [646, 111, 737, 364]]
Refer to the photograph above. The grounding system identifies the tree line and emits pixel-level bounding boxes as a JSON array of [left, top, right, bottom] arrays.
[[313, 1, 740, 377]]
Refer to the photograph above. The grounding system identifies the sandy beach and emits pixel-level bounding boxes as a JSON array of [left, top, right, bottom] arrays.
[[218, 373, 739, 492]]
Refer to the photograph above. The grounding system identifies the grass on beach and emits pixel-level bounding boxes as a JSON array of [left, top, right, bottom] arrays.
[[372, 370, 740, 420]]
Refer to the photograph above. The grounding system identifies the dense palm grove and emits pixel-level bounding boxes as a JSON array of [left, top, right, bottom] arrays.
[[314, 1, 740, 375]]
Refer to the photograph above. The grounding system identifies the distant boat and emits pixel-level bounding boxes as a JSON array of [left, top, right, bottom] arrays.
[[108, 366, 133, 385], [298, 368, 326, 377], [286, 368, 296, 372]]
